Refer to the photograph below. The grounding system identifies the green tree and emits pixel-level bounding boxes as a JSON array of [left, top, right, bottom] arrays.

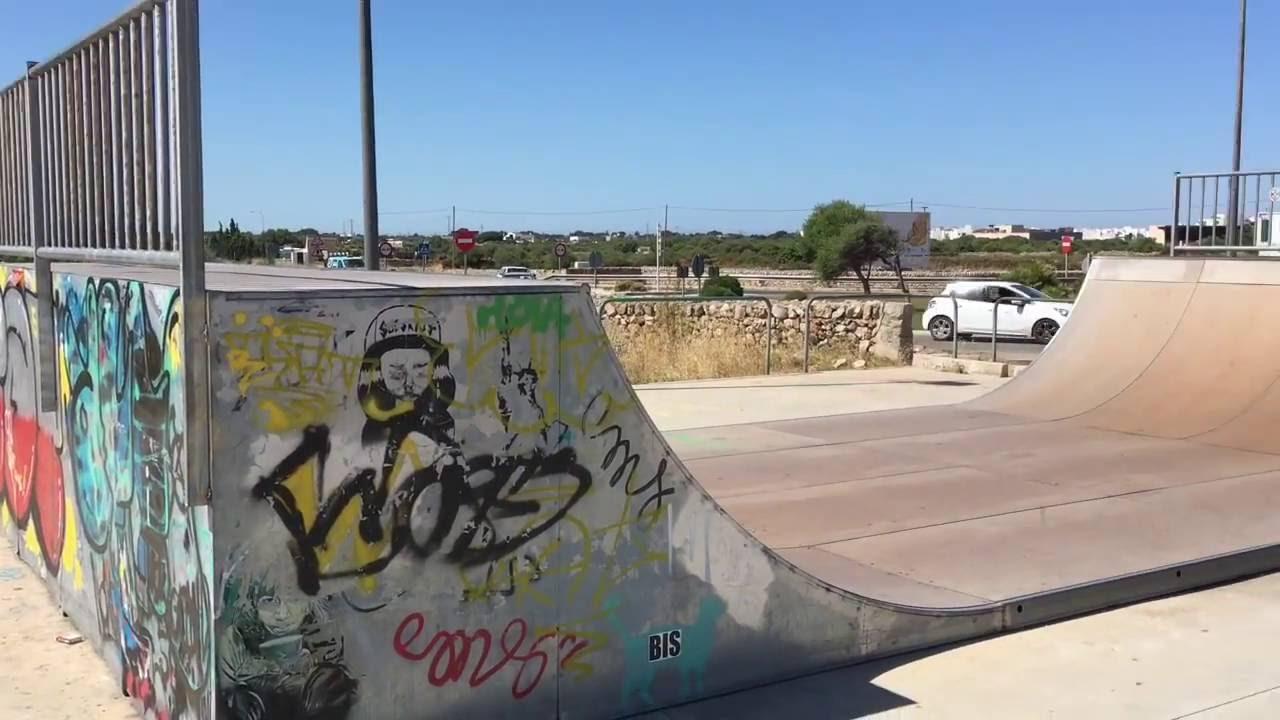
[[801, 200, 899, 292], [258, 228, 295, 260], [207, 218, 261, 261]]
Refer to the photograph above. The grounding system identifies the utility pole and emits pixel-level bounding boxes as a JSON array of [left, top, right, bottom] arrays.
[[1227, 0, 1247, 246], [359, 0, 381, 269], [663, 204, 669, 233]]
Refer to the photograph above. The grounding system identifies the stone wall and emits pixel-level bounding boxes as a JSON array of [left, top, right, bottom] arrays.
[[601, 299, 914, 365]]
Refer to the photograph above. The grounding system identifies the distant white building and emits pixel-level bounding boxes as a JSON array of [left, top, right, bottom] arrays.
[[1079, 226, 1151, 240], [930, 225, 974, 240]]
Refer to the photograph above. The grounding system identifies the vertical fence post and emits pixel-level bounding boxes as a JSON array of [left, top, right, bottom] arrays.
[[951, 293, 959, 358], [1170, 172, 1180, 256], [24, 62, 57, 412], [173, 0, 210, 505]]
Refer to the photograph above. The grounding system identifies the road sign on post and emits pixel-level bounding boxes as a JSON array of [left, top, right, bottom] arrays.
[[453, 227, 478, 274], [554, 242, 568, 271], [1061, 234, 1074, 273], [589, 250, 604, 287], [453, 227, 478, 253], [379, 241, 393, 259], [691, 254, 705, 293]]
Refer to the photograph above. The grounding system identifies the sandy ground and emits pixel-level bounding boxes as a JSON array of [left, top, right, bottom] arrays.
[[0, 550, 138, 720]]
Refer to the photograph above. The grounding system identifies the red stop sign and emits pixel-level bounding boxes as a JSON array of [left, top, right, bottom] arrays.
[[1060, 235, 1073, 254], [453, 227, 478, 254]]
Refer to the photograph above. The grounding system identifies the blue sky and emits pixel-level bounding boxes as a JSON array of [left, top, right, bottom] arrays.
[[3, 1, 1276, 235]]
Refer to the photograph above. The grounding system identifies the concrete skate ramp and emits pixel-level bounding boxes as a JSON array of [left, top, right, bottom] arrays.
[[17, 255, 1280, 719], [671, 256, 1280, 616]]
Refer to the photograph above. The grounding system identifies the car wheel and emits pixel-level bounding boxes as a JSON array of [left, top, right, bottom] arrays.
[[1031, 318, 1059, 343], [928, 316, 954, 341]]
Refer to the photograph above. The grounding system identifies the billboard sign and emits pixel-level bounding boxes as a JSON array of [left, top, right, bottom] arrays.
[[873, 211, 932, 270]]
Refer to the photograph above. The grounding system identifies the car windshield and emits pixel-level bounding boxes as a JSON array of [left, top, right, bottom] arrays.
[[1010, 283, 1048, 299]]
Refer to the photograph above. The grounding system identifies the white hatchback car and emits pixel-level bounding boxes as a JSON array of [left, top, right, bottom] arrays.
[[923, 281, 1072, 343], [496, 265, 537, 280]]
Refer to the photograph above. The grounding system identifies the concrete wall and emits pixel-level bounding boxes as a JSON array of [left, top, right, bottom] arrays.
[[1, 268, 993, 720], [0, 264, 214, 718], [207, 286, 959, 720]]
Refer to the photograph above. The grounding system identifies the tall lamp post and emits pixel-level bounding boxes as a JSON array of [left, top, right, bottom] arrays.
[[1227, 0, 1247, 246], [359, 0, 381, 269]]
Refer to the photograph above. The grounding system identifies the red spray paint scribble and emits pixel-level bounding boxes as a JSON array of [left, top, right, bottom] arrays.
[[393, 611, 590, 700], [0, 390, 65, 571]]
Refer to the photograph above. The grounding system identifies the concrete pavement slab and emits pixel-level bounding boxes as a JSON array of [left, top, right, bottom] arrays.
[[642, 571, 1280, 720]]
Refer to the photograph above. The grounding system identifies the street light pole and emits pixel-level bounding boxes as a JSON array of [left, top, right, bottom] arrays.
[[1227, 0, 1247, 246], [359, 0, 381, 269]]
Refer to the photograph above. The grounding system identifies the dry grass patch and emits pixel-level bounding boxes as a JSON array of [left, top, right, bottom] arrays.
[[604, 306, 875, 384]]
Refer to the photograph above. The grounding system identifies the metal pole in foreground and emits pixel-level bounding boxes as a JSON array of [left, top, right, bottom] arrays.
[[358, 0, 380, 269], [1226, 0, 1247, 247]]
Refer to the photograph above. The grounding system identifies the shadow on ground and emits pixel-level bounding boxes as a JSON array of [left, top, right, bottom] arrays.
[[641, 379, 980, 391], [628, 645, 953, 720]]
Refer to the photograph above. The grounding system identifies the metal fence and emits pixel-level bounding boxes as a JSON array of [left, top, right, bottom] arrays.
[[0, 0, 208, 503], [0, 80, 32, 251], [1169, 170, 1280, 254]]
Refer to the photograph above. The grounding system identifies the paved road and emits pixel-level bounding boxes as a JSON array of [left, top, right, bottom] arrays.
[[913, 330, 1045, 363]]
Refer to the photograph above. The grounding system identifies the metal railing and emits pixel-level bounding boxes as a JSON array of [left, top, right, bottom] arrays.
[[946, 293, 959, 358], [598, 294, 775, 375], [801, 294, 916, 373], [991, 297, 1029, 362], [1170, 170, 1280, 254], [0, 0, 208, 504], [0, 78, 32, 255]]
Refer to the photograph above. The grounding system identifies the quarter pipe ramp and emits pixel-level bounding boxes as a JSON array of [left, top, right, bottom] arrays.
[[3, 255, 1279, 719]]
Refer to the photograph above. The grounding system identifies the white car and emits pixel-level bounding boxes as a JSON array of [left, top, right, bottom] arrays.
[[496, 265, 537, 280], [325, 255, 364, 269], [923, 281, 1072, 344]]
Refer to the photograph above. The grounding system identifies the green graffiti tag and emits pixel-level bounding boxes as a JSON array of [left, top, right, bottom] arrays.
[[475, 295, 570, 336]]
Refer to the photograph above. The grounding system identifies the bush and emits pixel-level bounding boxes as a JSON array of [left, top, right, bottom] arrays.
[[783, 289, 808, 300], [700, 274, 744, 297], [699, 284, 739, 298], [1002, 262, 1065, 297], [614, 280, 646, 292]]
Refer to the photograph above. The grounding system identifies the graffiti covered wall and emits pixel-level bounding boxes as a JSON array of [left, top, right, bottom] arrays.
[[3, 269, 985, 719], [0, 265, 213, 719], [210, 287, 804, 719]]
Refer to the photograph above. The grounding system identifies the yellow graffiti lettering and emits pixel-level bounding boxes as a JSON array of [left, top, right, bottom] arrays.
[[224, 315, 362, 432], [279, 451, 388, 595], [61, 495, 84, 590], [23, 522, 40, 557]]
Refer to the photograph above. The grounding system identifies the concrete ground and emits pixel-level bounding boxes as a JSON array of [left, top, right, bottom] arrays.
[[642, 571, 1280, 720], [634, 366, 1004, 431], [0, 550, 137, 720], [4, 366, 1278, 719]]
